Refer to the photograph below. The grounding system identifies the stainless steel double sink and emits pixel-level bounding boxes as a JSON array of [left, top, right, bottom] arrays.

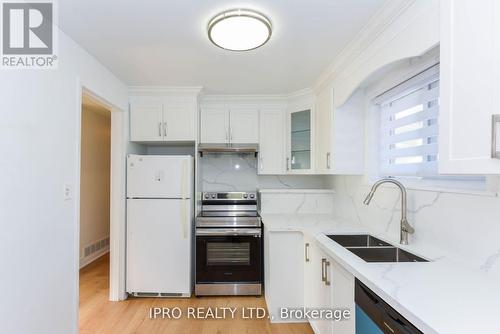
[[327, 234, 428, 263]]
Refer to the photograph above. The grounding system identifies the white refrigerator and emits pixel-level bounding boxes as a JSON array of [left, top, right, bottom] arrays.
[[126, 154, 193, 297]]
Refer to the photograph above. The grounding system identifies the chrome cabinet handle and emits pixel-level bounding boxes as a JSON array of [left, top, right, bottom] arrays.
[[325, 260, 331, 286], [305, 243, 310, 262], [158, 122, 162, 137], [230, 127, 233, 141], [321, 258, 326, 282], [286, 157, 290, 171], [326, 152, 331, 169], [163, 122, 168, 138], [492, 115, 500, 159]]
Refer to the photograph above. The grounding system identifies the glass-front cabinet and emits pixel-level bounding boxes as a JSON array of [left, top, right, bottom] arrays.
[[287, 109, 312, 172]]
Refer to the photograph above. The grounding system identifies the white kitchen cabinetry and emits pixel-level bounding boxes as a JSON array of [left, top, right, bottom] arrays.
[[287, 109, 314, 173], [200, 108, 230, 143], [163, 102, 197, 141], [304, 238, 355, 334], [313, 86, 364, 175], [230, 107, 259, 143], [330, 260, 355, 334], [130, 101, 197, 142], [264, 230, 305, 323], [130, 103, 163, 142], [440, 0, 500, 174], [315, 87, 334, 174], [200, 107, 258, 144], [258, 108, 286, 174], [306, 242, 333, 334]]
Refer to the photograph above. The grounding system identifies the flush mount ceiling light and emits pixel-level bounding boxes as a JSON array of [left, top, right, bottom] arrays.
[[207, 9, 272, 51]]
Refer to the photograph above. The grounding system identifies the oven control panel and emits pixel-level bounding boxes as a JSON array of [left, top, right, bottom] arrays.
[[202, 192, 257, 201]]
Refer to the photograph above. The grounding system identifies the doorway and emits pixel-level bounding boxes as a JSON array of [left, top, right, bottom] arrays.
[[76, 86, 128, 334], [79, 94, 112, 269]]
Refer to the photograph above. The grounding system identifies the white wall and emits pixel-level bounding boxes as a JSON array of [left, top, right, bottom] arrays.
[[0, 29, 128, 334], [80, 106, 111, 264]]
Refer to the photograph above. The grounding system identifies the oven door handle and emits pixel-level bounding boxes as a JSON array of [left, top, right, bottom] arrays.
[[196, 228, 261, 237]]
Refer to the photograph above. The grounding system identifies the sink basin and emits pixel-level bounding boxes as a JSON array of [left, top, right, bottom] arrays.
[[327, 234, 391, 247], [346, 247, 428, 263], [326, 234, 429, 263]]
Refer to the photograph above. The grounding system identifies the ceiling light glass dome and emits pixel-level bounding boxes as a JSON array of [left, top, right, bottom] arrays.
[[208, 9, 272, 51]]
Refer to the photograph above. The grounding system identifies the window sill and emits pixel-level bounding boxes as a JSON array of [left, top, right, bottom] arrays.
[[367, 176, 498, 198]]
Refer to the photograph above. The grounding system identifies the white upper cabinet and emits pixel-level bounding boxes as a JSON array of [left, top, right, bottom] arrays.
[[287, 109, 314, 173], [440, 0, 500, 174], [259, 108, 286, 174], [230, 107, 259, 143], [313, 86, 364, 175], [200, 107, 258, 144], [200, 108, 230, 143], [315, 87, 334, 174], [130, 103, 163, 142], [163, 101, 197, 141], [130, 99, 197, 142]]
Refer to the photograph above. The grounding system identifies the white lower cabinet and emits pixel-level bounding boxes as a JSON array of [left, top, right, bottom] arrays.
[[264, 230, 305, 323], [330, 260, 355, 334], [305, 238, 333, 334], [304, 237, 355, 334], [266, 231, 355, 333]]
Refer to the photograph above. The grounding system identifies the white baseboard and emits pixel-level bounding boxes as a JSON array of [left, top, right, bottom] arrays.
[[80, 246, 109, 269]]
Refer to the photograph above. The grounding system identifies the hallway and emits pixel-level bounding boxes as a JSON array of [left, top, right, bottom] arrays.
[[79, 255, 313, 334]]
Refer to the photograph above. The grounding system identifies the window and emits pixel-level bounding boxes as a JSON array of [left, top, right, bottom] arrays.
[[377, 65, 439, 177], [374, 64, 487, 192]]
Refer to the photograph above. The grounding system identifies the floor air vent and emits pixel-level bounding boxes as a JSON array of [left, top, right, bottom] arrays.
[[83, 237, 110, 258]]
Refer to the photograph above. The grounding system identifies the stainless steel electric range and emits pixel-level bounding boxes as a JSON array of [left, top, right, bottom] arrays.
[[195, 191, 262, 296]]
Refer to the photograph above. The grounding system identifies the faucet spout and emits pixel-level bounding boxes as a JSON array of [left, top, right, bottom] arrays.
[[363, 178, 414, 245]]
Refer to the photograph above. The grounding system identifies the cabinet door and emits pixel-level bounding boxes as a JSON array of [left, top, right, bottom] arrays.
[[163, 101, 196, 141], [287, 109, 313, 172], [303, 238, 318, 309], [200, 108, 230, 143], [440, 0, 500, 174], [230, 108, 259, 144], [130, 103, 163, 142], [264, 231, 304, 323], [330, 260, 355, 334], [259, 108, 285, 174], [315, 87, 334, 174], [308, 246, 333, 334]]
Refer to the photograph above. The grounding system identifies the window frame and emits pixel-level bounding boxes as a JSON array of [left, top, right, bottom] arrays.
[[367, 62, 493, 195]]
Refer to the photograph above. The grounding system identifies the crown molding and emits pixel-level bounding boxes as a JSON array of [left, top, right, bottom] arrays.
[[313, 0, 416, 93], [128, 86, 203, 96]]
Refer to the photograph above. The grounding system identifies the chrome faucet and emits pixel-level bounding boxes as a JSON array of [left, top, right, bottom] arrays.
[[363, 178, 415, 245]]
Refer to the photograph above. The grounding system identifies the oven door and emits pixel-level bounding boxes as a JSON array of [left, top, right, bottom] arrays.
[[196, 228, 262, 283]]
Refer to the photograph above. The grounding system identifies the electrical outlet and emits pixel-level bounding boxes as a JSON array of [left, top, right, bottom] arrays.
[[64, 184, 73, 201]]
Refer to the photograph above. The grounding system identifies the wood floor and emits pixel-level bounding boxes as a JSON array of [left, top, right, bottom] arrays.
[[79, 254, 313, 334]]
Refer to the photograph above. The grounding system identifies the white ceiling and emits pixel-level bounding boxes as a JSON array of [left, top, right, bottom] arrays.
[[59, 0, 386, 94]]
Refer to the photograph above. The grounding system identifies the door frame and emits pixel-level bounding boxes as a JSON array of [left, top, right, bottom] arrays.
[[75, 83, 127, 304]]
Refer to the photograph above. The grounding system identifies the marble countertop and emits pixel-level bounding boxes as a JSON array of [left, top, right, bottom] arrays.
[[261, 213, 500, 334], [258, 188, 335, 194]]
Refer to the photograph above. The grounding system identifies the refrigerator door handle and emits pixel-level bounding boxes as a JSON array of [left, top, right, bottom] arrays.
[[181, 200, 188, 239], [180, 159, 189, 239]]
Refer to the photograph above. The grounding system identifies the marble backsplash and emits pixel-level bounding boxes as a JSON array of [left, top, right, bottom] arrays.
[[199, 154, 329, 192], [326, 175, 500, 277]]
